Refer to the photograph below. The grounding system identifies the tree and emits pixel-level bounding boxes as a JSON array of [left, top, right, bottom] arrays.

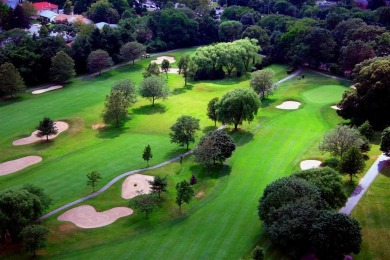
[[63, 0, 72, 14], [250, 69, 275, 99], [242, 26, 270, 52], [193, 130, 236, 168], [142, 144, 153, 166], [0, 62, 25, 98], [178, 55, 196, 86], [148, 176, 168, 198], [21, 184, 52, 211], [319, 125, 365, 158], [175, 180, 194, 214], [310, 211, 362, 260], [21, 225, 49, 256], [101, 90, 130, 127], [120, 41, 146, 64], [86, 171, 102, 192], [50, 51, 75, 83], [219, 20, 243, 42], [161, 59, 170, 78], [87, 49, 113, 75], [293, 167, 347, 209], [217, 88, 261, 130], [339, 146, 365, 183], [36, 117, 58, 141], [129, 193, 158, 219], [139, 75, 170, 106], [87, 0, 119, 23], [143, 62, 161, 78], [170, 115, 200, 150], [338, 56, 390, 128], [251, 246, 264, 260], [380, 127, 390, 156], [358, 121, 374, 140], [340, 41, 375, 71], [0, 188, 46, 241], [207, 97, 219, 126], [111, 80, 137, 105]]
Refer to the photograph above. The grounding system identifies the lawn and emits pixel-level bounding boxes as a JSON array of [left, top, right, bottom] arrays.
[[0, 48, 353, 259]]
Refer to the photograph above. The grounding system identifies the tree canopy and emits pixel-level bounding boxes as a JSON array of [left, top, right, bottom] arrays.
[[250, 69, 275, 99], [101, 90, 130, 127], [50, 51, 75, 83], [139, 75, 169, 106], [380, 127, 390, 156], [170, 115, 200, 150], [175, 180, 194, 213], [0, 62, 25, 98], [87, 49, 113, 75], [36, 117, 58, 141], [120, 41, 145, 64]]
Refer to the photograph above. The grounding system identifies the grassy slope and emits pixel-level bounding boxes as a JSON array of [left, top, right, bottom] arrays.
[[28, 71, 350, 259]]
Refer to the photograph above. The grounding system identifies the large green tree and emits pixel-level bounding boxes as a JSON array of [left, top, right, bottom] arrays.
[[250, 69, 275, 99], [129, 193, 159, 219], [339, 146, 365, 183], [0, 62, 25, 98], [21, 225, 49, 256], [218, 20, 243, 42], [101, 90, 130, 127], [111, 80, 137, 105], [143, 62, 161, 78], [217, 88, 261, 130], [310, 211, 362, 260], [175, 180, 194, 214], [120, 41, 146, 64], [50, 51, 75, 83], [340, 41, 375, 71], [87, 0, 119, 23], [170, 115, 200, 150], [338, 56, 390, 128], [193, 130, 236, 168], [178, 55, 196, 86], [139, 75, 169, 106], [207, 97, 219, 126], [380, 127, 390, 156]]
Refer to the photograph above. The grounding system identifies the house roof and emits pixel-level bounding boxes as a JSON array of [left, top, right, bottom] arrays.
[[33, 2, 58, 11], [39, 10, 58, 19], [95, 22, 117, 30]]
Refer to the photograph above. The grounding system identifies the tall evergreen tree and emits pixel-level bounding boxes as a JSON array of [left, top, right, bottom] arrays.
[[36, 117, 58, 141]]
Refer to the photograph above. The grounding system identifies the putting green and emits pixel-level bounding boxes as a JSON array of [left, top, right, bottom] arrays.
[[302, 85, 347, 104]]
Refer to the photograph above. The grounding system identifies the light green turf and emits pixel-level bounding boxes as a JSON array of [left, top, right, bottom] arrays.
[[302, 84, 347, 104], [0, 50, 351, 259]]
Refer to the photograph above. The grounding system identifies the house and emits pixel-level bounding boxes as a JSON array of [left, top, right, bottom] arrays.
[[95, 22, 117, 30], [33, 2, 59, 14], [39, 10, 58, 22], [53, 14, 92, 25]]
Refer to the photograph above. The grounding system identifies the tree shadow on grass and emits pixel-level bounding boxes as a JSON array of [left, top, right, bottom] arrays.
[[189, 164, 231, 180], [31, 140, 55, 150], [172, 84, 194, 95], [230, 129, 254, 147], [0, 96, 24, 108], [379, 159, 390, 178], [95, 126, 128, 139], [162, 147, 188, 161], [132, 103, 167, 115], [202, 125, 218, 134], [261, 97, 278, 108]]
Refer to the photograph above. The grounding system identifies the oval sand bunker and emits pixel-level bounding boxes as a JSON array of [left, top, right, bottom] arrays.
[[151, 56, 176, 64], [300, 160, 322, 170], [276, 101, 301, 110], [13, 121, 69, 146], [58, 205, 133, 228], [122, 174, 154, 199], [0, 156, 42, 176], [32, 85, 63, 94]]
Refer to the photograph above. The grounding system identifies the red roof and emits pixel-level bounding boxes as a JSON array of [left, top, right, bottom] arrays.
[[33, 2, 58, 11]]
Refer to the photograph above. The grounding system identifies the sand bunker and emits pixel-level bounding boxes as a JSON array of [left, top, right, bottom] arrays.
[[122, 174, 154, 199], [300, 160, 322, 170], [32, 85, 63, 94], [58, 205, 133, 228], [276, 101, 301, 110], [0, 156, 42, 176], [151, 56, 176, 64], [13, 121, 69, 146], [331, 105, 341, 110], [160, 68, 180, 74]]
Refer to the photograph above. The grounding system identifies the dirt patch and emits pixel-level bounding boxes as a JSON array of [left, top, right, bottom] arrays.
[[58, 223, 77, 232], [276, 101, 301, 110], [92, 123, 106, 130], [0, 156, 42, 176], [57, 205, 133, 229], [121, 174, 154, 199], [195, 191, 205, 198], [160, 68, 180, 74], [300, 160, 322, 170], [331, 105, 341, 110], [32, 85, 63, 94], [151, 56, 176, 64], [13, 121, 69, 146]]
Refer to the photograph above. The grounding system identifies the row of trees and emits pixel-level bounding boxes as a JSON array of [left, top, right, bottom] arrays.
[[258, 168, 361, 259]]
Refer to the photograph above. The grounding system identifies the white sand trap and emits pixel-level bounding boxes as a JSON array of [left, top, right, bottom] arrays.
[[0, 156, 42, 176], [331, 105, 341, 110], [58, 205, 133, 228], [122, 174, 154, 199], [350, 85, 356, 90], [32, 85, 63, 94], [160, 68, 180, 74], [13, 121, 69, 146], [300, 160, 322, 170], [151, 56, 176, 64], [276, 101, 301, 110]]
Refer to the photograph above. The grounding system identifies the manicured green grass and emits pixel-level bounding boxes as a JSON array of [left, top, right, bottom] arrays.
[[302, 85, 347, 104], [352, 162, 390, 260], [0, 48, 355, 259]]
